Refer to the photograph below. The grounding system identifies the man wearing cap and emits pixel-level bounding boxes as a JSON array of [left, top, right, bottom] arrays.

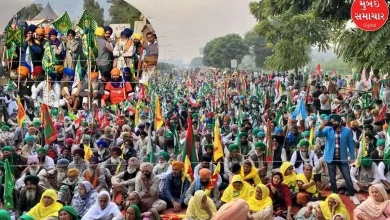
[[350, 156, 380, 193], [371, 139, 386, 165], [93, 139, 110, 163], [223, 144, 244, 181], [16, 175, 45, 217], [21, 135, 39, 159], [102, 67, 133, 105], [161, 161, 190, 212], [36, 147, 55, 170], [82, 156, 107, 192], [152, 151, 172, 192], [290, 140, 319, 174], [68, 148, 89, 175], [113, 28, 135, 69], [38, 158, 70, 191], [185, 168, 220, 207], [58, 168, 83, 204], [101, 146, 127, 175], [222, 124, 239, 147], [113, 157, 140, 193], [316, 114, 360, 205]]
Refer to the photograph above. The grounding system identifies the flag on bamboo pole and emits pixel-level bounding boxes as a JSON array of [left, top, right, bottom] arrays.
[[42, 42, 58, 75], [154, 95, 163, 130], [384, 126, 390, 165], [74, 56, 82, 90], [41, 104, 57, 144], [309, 126, 315, 150], [263, 90, 270, 113], [78, 10, 98, 31], [265, 120, 273, 164], [292, 98, 308, 121], [4, 159, 14, 209], [274, 110, 283, 127], [356, 131, 368, 168], [182, 116, 197, 182], [16, 96, 26, 127], [5, 24, 23, 46], [25, 46, 34, 71], [205, 162, 220, 195], [52, 12, 73, 35], [213, 119, 224, 161], [146, 126, 154, 163], [6, 42, 17, 60], [316, 64, 322, 76], [134, 101, 140, 125]]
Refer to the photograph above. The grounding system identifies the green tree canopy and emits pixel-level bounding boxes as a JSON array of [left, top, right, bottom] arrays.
[[108, 0, 141, 26], [84, 0, 105, 27], [244, 30, 273, 68], [203, 34, 248, 68], [189, 57, 203, 67]]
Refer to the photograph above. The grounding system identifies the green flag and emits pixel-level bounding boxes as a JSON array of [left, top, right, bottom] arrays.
[[146, 126, 154, 163], [52, 12, 73, 35], [42, 42, 58, 75], [384, 126, 390, 165], [4, 159, 14, 209], [78, 10, 98, 31], [5, 25, 23, 46]]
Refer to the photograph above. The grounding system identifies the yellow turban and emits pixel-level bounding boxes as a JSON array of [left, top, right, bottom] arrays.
[[35, 27, 45, 36], [55, 65, 64, 74], [133, 33, 143, 40], [95, 27, 104, 37], [67, 168, 79, 178], [111, 68, 121, 76]]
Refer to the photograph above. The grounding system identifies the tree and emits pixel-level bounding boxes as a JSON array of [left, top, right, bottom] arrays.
[[84, 0, 105, 27], [15, 4, 43, 21], [108, 0, 141, 26], [244, 31, 273, 68], [189, 57, 203, 67], [203, 34, 248, 68]]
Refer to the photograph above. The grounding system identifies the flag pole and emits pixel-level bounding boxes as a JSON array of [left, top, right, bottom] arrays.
[[88, 46, 91, 110], [17, 46, 21, 90]]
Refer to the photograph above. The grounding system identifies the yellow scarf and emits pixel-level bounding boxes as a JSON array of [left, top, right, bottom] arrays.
[[240, 161, 261, 186], [247, 184, 273, 212], [84, 144, 93, 161], [27, 189, 63, 219], [320, 194, 350, 220], [280, 162, 297, 188], [186, 190, 217, 220], [221, 175, 254, 203], [296, 173, 318, 195]]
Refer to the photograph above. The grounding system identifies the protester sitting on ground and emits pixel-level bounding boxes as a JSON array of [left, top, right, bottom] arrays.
[[16, 175, 44, 217], [185, 190, 217, 220], [81, 191, 123, 220], [240, 159, 261, 187], [296, 164, 324, 206], [353, 184, 390, 220], [26, 189, 63, 219], [71, 181, 98, 218], [350, 156, 381, 192], [280, 162, 298, 198], [212, 198, 249, 220], [58, 206, 79, 220], [247, 183, 273, 220], [124, 204, 141, 220], [185, 168, 220, 207], [266, 172, 293, 219], [221, 175, 254, 204]]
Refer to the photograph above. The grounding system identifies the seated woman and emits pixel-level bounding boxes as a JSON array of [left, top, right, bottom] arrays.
[[221, 175, 254, 204], [27, 189, 63, 219], [58, 206, 79, 220], [267, 172, 293, 220], [296, 164, 324, 206], [294, 193, 350, 220], [240, 160, 261, 187], [125, 205, 141, 220], [185, 190, 217, 220], [213, 198, 249, 220], [280, 162, 298, 198], [81, 191, 123, 220], [247, 184, 273, 220], [354, 184, 390, 220], [71, 181, 98, 218]]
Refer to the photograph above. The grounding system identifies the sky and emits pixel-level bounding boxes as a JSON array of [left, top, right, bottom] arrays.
[[3, 0, 258, 63]]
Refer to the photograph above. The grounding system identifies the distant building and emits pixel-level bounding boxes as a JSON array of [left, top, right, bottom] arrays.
[[133, 15, 156, 42]]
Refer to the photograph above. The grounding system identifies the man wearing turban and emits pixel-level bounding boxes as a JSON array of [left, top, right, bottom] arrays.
[[81, 156, 108, 192], [79, 69, 104, 107], [350, 156, 380, 193], [16, 156, 44, 189], [68, 148, 89, 175], [223, 144, 244, 181], [113, 157, 140, 193], [58, 168, 83, 204], [290, 140, 319, 174], [93, 139, 110, 163], [1, 146, 27, 179], [23, 25, 43, 69], [152, 150, 172, 192], [38, 158, 70, 191], [36, 147, 55, 170], [60, 67, 81, 112], [21, 135, 40, 160], [101, 146, 127, 175], [132, 33, 143, 73], [371, 139, 385, 165], [48, 29, 64, 65], [35, 27, 47, 47], [113, 28, 135, 70], [237, 132, 255, 156], [96, 26, 114, 76], [102, 67, 133, 105], [16, 175, 45, 217], [64, 29, 80, 69], [161, 161, 189, 212], [248, 142, 267, 172], [135, 162, 167, 213]]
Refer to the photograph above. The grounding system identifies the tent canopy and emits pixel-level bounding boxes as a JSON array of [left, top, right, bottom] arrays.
[[31, 3, 58, 21]]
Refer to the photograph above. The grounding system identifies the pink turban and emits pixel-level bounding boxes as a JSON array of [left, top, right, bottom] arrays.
[[27, 156, 39, 165], [231, 124, 238, 129], [212, 199, 249, 220], [140, 162, 154, 172]]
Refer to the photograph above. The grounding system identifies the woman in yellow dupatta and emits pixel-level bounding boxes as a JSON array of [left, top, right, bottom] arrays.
[[185, 190, 217, 220], [296, 164, 324, 206], [240, 160, 261, 186], [221, 175, 254, 203], [27, 189, 63, 219], [247, 184, 273, 220], [280, 162, 297, 188]]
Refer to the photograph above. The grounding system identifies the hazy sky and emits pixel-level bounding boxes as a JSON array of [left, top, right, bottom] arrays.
[[1, 0, 257, 63]]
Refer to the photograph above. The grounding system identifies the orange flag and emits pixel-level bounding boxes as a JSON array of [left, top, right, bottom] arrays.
[[16, 96, 26, 127], [154, 95, 163, 130]]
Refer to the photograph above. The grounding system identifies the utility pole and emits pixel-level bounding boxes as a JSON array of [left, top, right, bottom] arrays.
[[159, 44, 171, 62]]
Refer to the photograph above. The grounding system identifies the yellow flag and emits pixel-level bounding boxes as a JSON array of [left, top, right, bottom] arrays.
[[205, 162, 221, 195], [16, 96, 26, 127], [154, 95, 163, 130], [213, 119, 224, 161], [134, 101, 140, 125], [356, 131, 368, 168], [309, 127, 315, 150], [84, 145, 93, 162]]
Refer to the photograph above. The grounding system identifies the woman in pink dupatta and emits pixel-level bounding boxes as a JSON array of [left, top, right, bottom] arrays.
[[354, 184, 390, 220]]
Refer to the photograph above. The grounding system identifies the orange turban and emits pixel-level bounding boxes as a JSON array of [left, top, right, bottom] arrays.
[[111, 68, 121, 76], [44, 27, 51, 35], [199, 168, 211, 179], [351, 120, 359, 127], [55, 65, 64, 74], [67, 168, 79, 178], [17, 66, 29, 78], [90, 71, 99, 80], [36, 27, 45, 36], [172, 161, 184, 170]]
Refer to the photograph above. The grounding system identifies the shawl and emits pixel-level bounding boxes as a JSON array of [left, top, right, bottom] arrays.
[[128, 205, 141, 220], [0, 210, 11, 220], [71, 181, 98, 217], [320, 194, 350, 220], [240, 160, 261, 186], [27, 189, 63, 219], [280, 162, 297, 188], [354, 184, 390, 219], [186, 190, 217, 220], [212, 199, 249, 220], [247, 184, 273, 212], [85, 168, 99, 188], [221, 175, 254, 203], [296, 173, 318, 195], [81, 191, 122, 220]]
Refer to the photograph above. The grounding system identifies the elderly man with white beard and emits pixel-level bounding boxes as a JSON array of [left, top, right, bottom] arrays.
[[58, 168, 83, 205], [153, 151, 172, 192], [68, 148, 89, 175], [290, 140, 319, 174], [82, 156, 108, 192], [92, 139, 110, 163], [38, 158, 70, 191], [101, 146, 127, 176], [16, 175, 45, 217], [16, 156, 44, 188], [113, 157, 141, 193]]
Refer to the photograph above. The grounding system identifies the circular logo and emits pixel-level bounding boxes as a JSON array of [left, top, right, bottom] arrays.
[[351, 0, 389, 31]]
